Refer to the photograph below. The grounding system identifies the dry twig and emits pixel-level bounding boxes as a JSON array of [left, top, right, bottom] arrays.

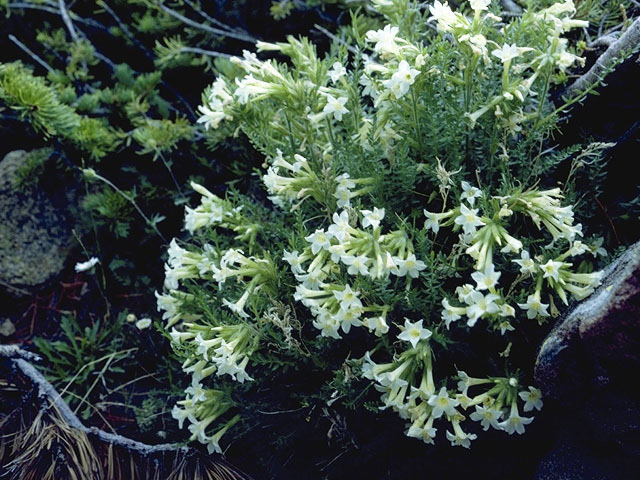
[[563, 17, 640, 100], [0, 346, 253, 480]]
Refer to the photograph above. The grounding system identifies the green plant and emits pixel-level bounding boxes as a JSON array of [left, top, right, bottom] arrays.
[[158, 0, 615, 455], [33, 313, 135, 420]]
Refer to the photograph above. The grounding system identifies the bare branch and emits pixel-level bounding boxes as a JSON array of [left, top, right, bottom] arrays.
[[0, 348, 254, 479], [98, 0, 154, 60], [313, 24, 359, 56], [179, 46, 233, 59], [183, 0, 251, 37], [159, 3, 257, 44], [563, 17, 640, 100], [58, 0, 79, 42], [0, 348, 186, 454], [0, 344, 41, 362]]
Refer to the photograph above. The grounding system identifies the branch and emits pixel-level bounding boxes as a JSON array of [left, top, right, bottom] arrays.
[[158, 3, 257, 44], [0, 344, 40, 362], [587, 33, 619, 48], [0, 348, 254, 480], [58, 0, 79, 42], [313, 24, 359, 55], [97, 0, 154, 61], [8, 34, 55, 73], [183, 0, 251, 37], [7, 3, 106, 31], [0, 347, 186, 454], [179, 46, 233, 59], [562, 17, 640, 100]]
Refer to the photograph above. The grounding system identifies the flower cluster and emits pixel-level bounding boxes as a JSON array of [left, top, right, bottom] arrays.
[[290, 207, 425, 338], [160, 0, 607, 453], [363, 336, 544, 448], [430, 184, 602, 334]]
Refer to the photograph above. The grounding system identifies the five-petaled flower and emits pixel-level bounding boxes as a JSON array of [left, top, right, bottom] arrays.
[[398, 318, 432, 348]]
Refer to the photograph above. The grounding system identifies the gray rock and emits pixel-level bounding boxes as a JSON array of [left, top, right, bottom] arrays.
[[0, 318, 16, 337], [0, 150, 79, 297], [534, 241, 640, 399], [533, 242, 640, 480]]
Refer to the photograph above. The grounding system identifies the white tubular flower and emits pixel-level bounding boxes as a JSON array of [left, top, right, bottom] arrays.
[[427, 387, 460, 418], [492, 43, 520, 63], [471, 263, 501, 291], [407, 419, 438, 445], [397, 318, 432, 348], [460, 181, 482, 206], [341, 254, 371, 276], [233, 74, 274, 104], [185, 380, 208, 403], [466, 291, 500, 326], [514, 250, 536, 275], [365, 24, 400, 57], [283, 250, 305, 274], [364, 315, 390, 336], [169, 328, 195, 345], [383, 60, 420, 99], [441, 298, 466, 328], [395, 253, 427, 278], [333, 284, 362, 311], [499, 402, 533, 435], [499, 303, 515, 318], [337, 307, 363, 334], [455, 204, 485, 235], [313, 312, 342, 339], [220, 249, 244, 267], [222, 290, 251, 318], [361, 207, 385, 229], [322, 93, 349, 121], [334, 185, 354, 208], [361, 351, 379, 380], [188, 417, 215, 444], [328, 210, 352, 243], [469, 0, 490, 11], [429, 1, 459, 32], [196, 105, 227, 130], [470, 405, 503, 431], [540, 259, 563, 282], [456, 284, 476, 303], [75, 257, 99, 272], [424, 211, 441, 233], [305, 229, 332, 254], [156, 291, 187, 327], [328, 61, 347, 84], [567, 240, 588, 257], [171, 404, 192, 429], [519, 386, 543, 412], [459, 33, 488, 57], [164, 263, 198, 290], [517, 293, 550, 319], [498, 320, 515, 334], [167, 239, 187, 268], [328, 244, 346, 263]]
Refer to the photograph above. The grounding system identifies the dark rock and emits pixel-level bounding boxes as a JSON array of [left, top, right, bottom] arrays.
[[534, 241, 640, 398], [0, 150, 79, 297], [533, 242, 640, 480]]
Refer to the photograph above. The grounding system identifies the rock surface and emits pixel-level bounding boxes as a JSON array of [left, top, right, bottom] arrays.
[[0, 150, 78, 297], [533, 242, 640, 480], [534, 241, 640, 397]]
